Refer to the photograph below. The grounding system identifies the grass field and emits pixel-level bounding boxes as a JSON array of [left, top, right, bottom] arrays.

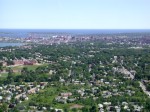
[[0, 73, 8, 80], [0, 64, 48, 80], [8, 63, 48, 71]]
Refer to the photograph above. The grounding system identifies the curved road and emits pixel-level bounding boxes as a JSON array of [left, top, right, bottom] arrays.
[[139, 81, 150, 97]]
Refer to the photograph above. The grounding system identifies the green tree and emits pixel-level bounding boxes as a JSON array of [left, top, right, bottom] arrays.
[[89, 105, 98, 112], [0, 103, 7, 112], [82, 107, 89, 112]]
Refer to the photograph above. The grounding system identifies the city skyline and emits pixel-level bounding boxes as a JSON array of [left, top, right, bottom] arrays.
[[1, 0, 150, 29]]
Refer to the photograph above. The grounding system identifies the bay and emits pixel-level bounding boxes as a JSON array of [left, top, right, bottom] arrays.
[[0, 29, 150, 38], [0, 43, 23, 47]]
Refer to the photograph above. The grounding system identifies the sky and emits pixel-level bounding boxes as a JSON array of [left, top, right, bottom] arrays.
[[0, 0, 150, 29]]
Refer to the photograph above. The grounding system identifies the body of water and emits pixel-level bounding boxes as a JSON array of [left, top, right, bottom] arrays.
[[0, 29, 150, 38], [0, 43, 23, 47]]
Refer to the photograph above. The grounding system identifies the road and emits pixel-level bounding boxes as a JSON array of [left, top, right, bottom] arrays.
[[139, 81, 150, 98]]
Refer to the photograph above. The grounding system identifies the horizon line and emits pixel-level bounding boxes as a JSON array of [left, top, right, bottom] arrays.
[[0, 28, 150, 30]]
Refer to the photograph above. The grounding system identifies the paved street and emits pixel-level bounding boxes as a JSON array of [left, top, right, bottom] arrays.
[[139, 81, 150, 98]]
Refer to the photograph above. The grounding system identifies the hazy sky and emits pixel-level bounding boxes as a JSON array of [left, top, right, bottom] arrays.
[[0, 0, 150, 29]]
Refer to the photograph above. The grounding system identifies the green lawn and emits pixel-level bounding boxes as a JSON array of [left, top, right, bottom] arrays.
[[0, 73, 8, 80], [10, 64, 47, 70], [0, 64, 48, 81], [0, 72, 21, 81]]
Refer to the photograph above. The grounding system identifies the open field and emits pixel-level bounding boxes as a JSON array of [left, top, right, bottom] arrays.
[[0, 73, 8, 80], [0, 64, 48, 80], [8, 63, 48, 71]]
